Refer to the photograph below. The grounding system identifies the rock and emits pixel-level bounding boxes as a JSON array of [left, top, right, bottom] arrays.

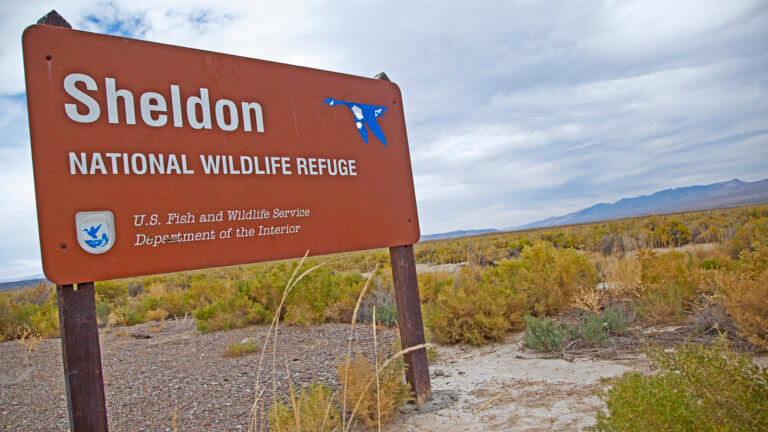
[[434, 369, 445, 377]]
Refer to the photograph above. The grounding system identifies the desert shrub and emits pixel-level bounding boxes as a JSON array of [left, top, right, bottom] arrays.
[[284, 268, 363, 326], [600, 307, 629, 334], [0, 296, 14, 340], [492, 241, 598, 316], [107, 305, 144, 327], [717, 243, 768, 350], [730, 217, 768, 257], [593, 338, 768, 431], [375, 304, 398, 327], [194, 296, 269, 332], [358, 276, 397, 325], [94, 280, 128, 304], [2, 295, 59, 340], [426, 264, 525, 345], [27, 300, 60, 338], [268, 382, 339, 432], [95, 301, 111, 325], [570, 308, 628, 346], [657, 219, 692, 247], [337, 353, 409, 428], [574, 314, 609, 345], [417, 271, 454, 303], [184, 277, 235, 310], [224, 341, 258, 357], [523, 316, 568, 352], [600, 255, 642, 299], [144, 308, 169, 322], [572, 285, 607, 314], [633, 249, 701, 324]]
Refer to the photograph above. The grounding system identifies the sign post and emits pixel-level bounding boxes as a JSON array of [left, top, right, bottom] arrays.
[[24, 9, 431, 429], [373, 72, 432, 403]]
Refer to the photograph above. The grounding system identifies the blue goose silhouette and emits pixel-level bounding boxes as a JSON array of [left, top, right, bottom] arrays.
[[324, 97, 389, 145], [83, 224, 109, 248], [84, 224, 102, 239]]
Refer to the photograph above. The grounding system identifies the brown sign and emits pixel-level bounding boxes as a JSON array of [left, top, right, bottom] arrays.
[[22, 24, 419, 284]]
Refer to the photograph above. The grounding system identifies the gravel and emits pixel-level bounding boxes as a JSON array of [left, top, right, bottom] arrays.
[[0, 318, 396, 431]]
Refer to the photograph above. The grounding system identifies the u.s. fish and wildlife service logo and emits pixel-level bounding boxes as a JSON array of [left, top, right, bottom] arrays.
[[75, 211, 115, 254]]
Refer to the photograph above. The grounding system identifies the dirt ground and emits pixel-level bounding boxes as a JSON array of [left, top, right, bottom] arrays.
[[384, 333, 652, 432], [1, 319, 766, 431]]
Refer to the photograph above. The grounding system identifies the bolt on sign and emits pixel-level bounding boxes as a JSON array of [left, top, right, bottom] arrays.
[[22, 25, 420, 284]]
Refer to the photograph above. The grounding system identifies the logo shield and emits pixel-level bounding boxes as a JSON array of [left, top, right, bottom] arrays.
[[75, 211, 115, 254]]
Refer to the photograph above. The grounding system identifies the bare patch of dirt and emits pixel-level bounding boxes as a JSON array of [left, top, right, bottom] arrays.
[[384, 333, 650, 432]]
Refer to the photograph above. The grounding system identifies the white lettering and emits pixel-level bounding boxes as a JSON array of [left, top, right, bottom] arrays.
[[139, 92, 168, 127], [187, 88, 211, 129], [215, 99, 238, 131], [105, 77, 136, 125], [63, 73, 100, 123], [241, 102, 264, 132]]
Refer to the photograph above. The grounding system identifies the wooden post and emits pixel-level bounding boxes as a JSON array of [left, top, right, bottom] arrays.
[[377, 67, 431, 404], [57, 283, 109, 432], [38, 10, 110, 432], [389, 245, 432, 403]]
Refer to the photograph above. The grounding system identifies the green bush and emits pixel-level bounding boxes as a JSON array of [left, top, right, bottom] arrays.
[[573, 314, 609, 346], [730, 217, 768, 257], [593, 338, 768, 431], [284, 268, 363, 326], [633, 250, 700, 324], [426, 265, 525, 345], [224, 341, 258, 357], [523, 316, 568, 352], [600, 307, 629, 335], [375, 304, 398, 327], [194, 296, 269, 332], [491, 241, 598, 316], [417, 272, 454, 303]]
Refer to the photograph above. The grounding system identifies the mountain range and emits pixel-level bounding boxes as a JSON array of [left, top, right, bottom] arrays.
[[420, 178, 768, 241]]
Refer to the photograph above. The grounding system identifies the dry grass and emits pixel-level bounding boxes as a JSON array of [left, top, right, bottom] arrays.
[[336, 352, 409, 429], [145, 308, 169, 322], [225, 341, 259, 358], [245, 255, 421, 432], [16, 325, 42, 363]]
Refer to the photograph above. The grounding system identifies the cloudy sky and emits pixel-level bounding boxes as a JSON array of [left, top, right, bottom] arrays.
[[1, 1, 767, 280]]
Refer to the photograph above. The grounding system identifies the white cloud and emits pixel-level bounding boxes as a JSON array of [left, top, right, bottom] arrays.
[[1, 1, 767, 274]]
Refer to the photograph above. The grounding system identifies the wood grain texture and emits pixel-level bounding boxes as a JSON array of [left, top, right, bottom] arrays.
[[57, 283, 109, 431], [390, 244, 432, 403]]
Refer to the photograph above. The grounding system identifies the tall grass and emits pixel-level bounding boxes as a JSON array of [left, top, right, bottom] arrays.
[[247, 256, 418, 432]]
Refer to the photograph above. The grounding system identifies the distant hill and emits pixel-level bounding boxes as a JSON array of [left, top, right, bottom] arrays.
[[0, 274, 50, 291], [420, 229, 499, 242], [515, 178, 768, 230]]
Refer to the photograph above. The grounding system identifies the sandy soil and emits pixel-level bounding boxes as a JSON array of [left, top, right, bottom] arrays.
[[384, 333, 653, 432], [2, 320, 766, 431]]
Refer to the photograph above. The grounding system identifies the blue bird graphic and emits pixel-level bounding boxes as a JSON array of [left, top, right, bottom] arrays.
[[323, 97, 389, 145], [84, 224, 102, 239], [83, 224, 109, 248]]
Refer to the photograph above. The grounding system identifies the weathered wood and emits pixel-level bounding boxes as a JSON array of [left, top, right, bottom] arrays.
[[373, 71, 431, 403], [57, 283, 109, 432], [37, 10, 72, 28], [389, 244, 432, 403]]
